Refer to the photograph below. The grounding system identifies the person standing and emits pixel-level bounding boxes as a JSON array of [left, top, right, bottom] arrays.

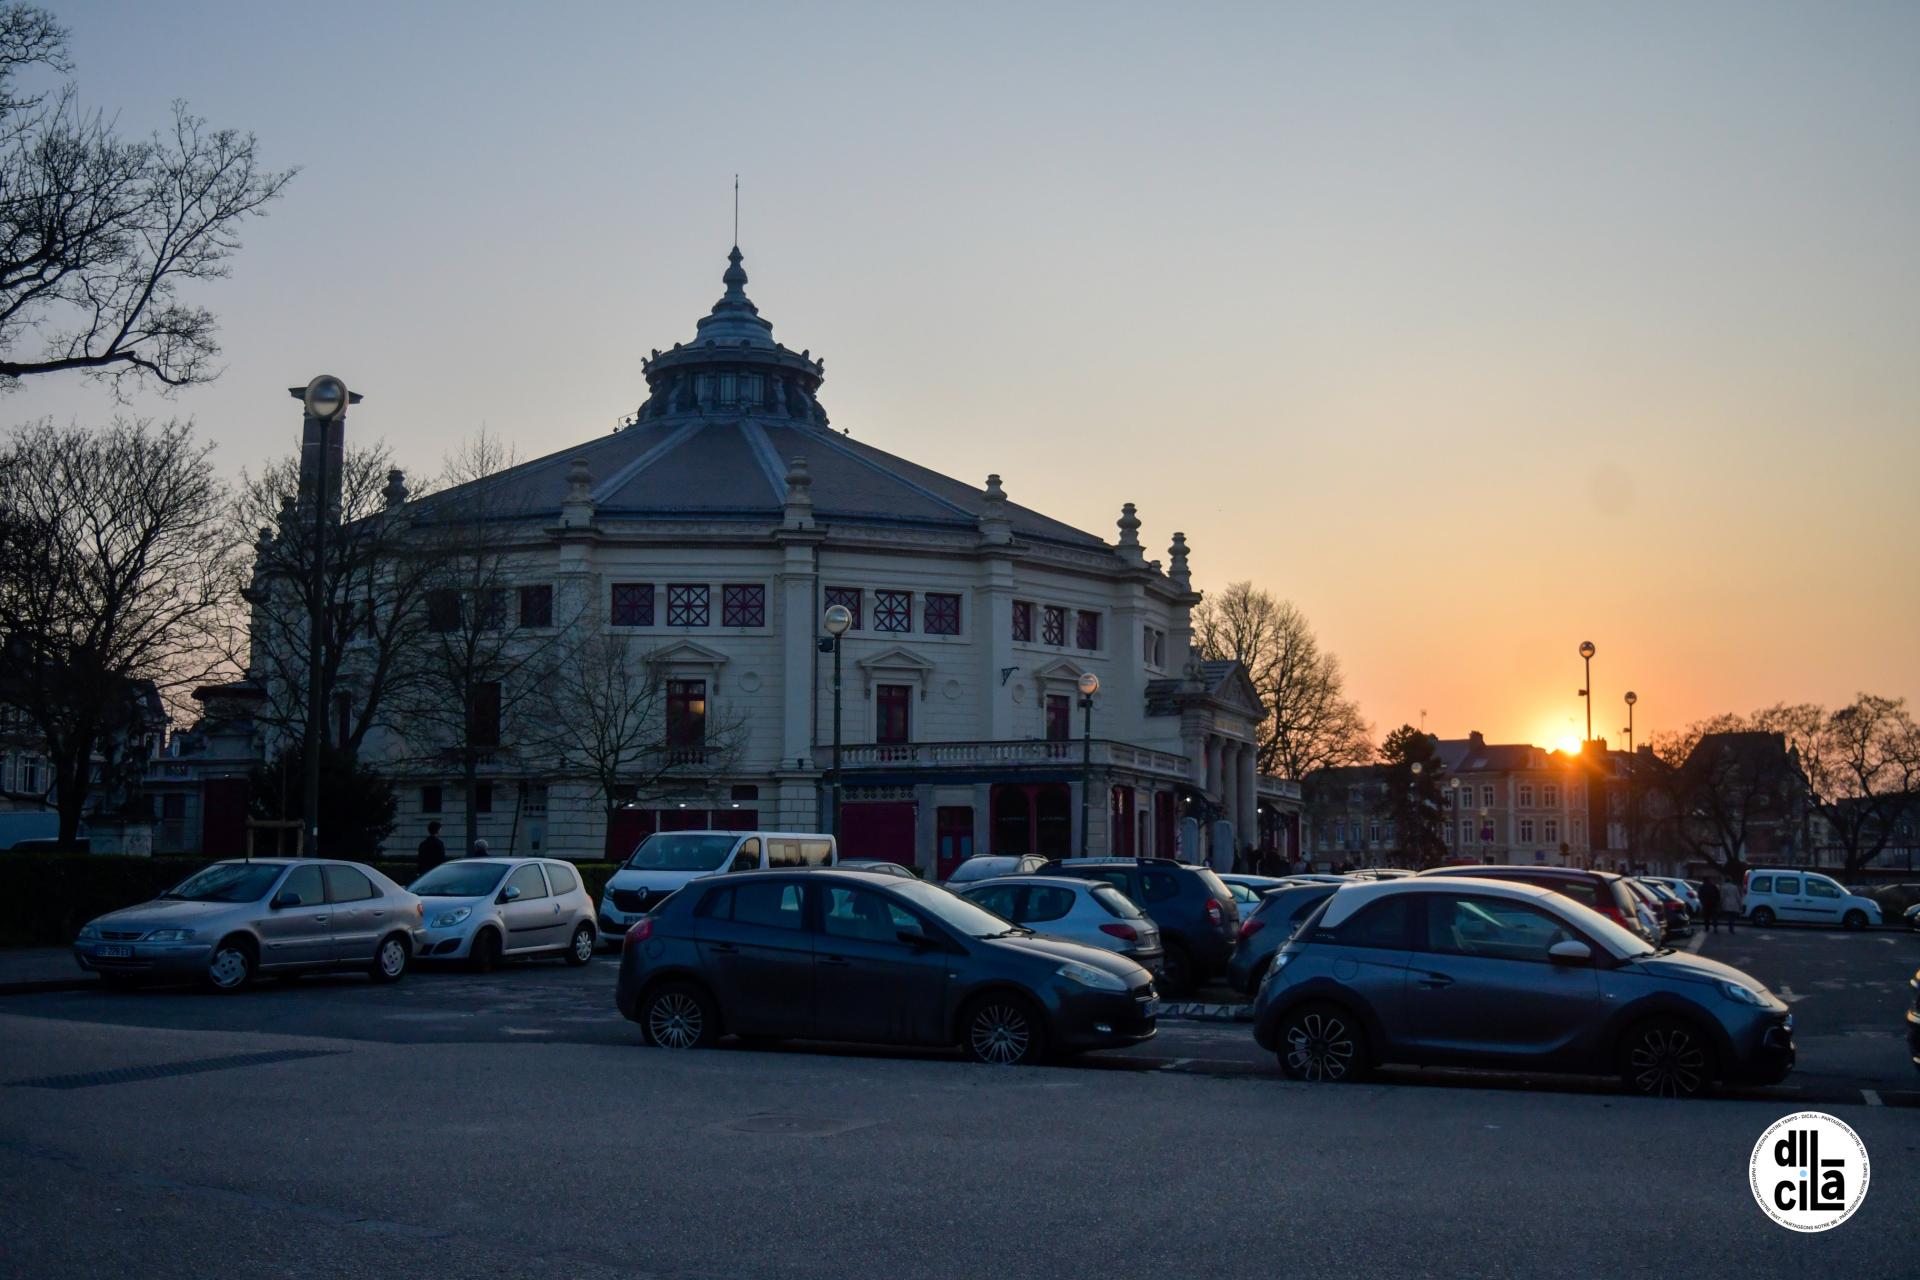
[[1719, 874, 1744, 934], [471, 838, 490, 859], [416, 821, 447, 876], [1698, 875, 1718, 932]]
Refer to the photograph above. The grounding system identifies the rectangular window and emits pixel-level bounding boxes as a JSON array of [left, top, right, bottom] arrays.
[[1541, 783, 1560, 807], [471, 783, 494, 815], [721, 583, 766, 627], [1333, 820, 1345, 843], [421, 785, 442, 814], [666, 679, 706, 749], [825, 587, 862, 631], [1519, 817, 1535, 843], [518, 584, 553, 628], [1482, 784, 1495, 807], [937, 806, 975, 863], [611, 582, 653, 626], [426, 589, 461, 633], [1075, 610, 1101, 651], [522, 783, 548, 817], [333, 691, 352, 746], [667, 584, 709, 627], [876, 684, 912, 744], [1544, 817, 1560, 843], [1045, 693, 1071, 742], [874, 589, 911, 633], [924, 592, 961, 635], [1517, 784, 1534, 807], [1143, 625, 1165, 668], [467, 681, 501, 747], [1012, 600, 1033, 642], [476, 589, 507, 631], [1042, 605, 1066, 646]]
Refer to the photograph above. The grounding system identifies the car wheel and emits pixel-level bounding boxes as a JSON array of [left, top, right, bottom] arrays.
[[1751, 907, 1775, 926], [368, 933, 409, 984], [640, 981, 718, 1049], [565, 923, 595, 966], [1842, 910, 1867, 931], [1619, 1016, 1714, 1098], [468, 927, 503, 973], [1274, 1002, 1368, 1083], [1160, 943, 1196, 998], [962, 993, 1047, 1066], [205, 937, 255, 992]]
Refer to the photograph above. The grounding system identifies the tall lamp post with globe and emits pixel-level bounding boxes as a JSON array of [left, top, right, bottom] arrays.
[[1577, 641, 1596, 744], [1623, 690, 1639, 863], [293, 375, 358, 857], [1077, 672, 1100, 856], [821, 604, 853, 839]]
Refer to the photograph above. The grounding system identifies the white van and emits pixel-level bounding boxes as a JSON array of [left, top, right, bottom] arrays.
[[598, 830, 837, 936], [1742, 869, 1882, 930]]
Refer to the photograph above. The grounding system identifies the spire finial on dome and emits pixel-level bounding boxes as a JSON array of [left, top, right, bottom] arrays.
[[722, 245, 748, 296]]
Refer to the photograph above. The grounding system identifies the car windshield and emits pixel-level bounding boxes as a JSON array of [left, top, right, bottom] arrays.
[[162, 862, 285, 903], [410, 861, 510, 897], [890, 879, 1029, 938], [1561, 896, 1658, 958], [625, 833, 736, 871]]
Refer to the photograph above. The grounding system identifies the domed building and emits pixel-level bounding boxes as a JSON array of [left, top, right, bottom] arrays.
[[268, 248, 1298, 872]]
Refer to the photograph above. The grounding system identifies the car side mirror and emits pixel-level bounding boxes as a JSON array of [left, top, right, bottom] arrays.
[[1548, 939, 1592, 965], [500, 885, 521, 903], [270, 892, 300, 910], [897, 928, 935, 950]]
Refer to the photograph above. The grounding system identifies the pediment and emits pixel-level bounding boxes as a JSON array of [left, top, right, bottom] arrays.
[[645, 639, 731, 667]]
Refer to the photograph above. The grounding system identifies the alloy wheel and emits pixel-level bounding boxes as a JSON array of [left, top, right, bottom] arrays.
[[1284, 1011, 1355, 1081], [1627, 1025, 1707, 1097], [969, 1003, 1032, 1065], [572, 928, 594, 963], [647, 992, 704, 1049]]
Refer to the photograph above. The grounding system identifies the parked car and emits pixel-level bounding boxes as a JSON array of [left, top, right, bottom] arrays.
[[1630, 878, 1690, 941], [1252, 876, 1794, 1097], [837, 859, 917, 878], [73, 858, 426, 991], [1039, 857, 1238, 996], [1227, 883, 1340, 995], [1743, 869, 1883, 930], [942, 854, 1050, 886], [1906, 902, 1920, 932], [1642, 876, 1703, 916], [615, 868, 1156, 1064], [1417, 865, 1656, 944], [1908, 967, 1920, 1072], [956, 876, 1164, 975], [410, 858, 597, 970], [599, 830, 836, 939], [1220, 874, 1295, 915]]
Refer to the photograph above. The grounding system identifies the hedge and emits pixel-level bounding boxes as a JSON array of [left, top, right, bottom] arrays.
[[0, 853, 623, 949]]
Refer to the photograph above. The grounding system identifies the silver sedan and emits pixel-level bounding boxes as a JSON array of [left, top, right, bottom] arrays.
[[73, 858, 427, 991], [410, 858, 599, 970]]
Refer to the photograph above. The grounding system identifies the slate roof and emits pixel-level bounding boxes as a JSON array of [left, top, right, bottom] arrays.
[[409, 248, 1109, 551]]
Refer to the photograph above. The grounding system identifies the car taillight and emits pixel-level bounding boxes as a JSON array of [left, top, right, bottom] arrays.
[[1205, 900, 1224, 926], [1599, 906, 1628, 926], [625, 917, 653, 944], [1099, 923, 1138, 942], [1238, 918, 1266, 942]]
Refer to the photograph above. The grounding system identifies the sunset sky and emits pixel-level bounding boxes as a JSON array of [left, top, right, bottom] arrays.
[[12, 1, 1918, 751]]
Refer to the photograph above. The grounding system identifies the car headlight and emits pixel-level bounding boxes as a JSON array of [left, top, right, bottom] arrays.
[[145, 928, 196, 943], [1268, 951, 1295, 977], [77, 922, 101, 940], [1056, 961, 1128, 993], [431, 906, 473, 929], [1717, 979, 1768, 1007]]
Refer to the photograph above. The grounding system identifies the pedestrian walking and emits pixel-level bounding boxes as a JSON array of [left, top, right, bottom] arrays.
[[416, 821, 447, 876], [1719, 875, 1744, 934], [1698, 876, 1718, 932]]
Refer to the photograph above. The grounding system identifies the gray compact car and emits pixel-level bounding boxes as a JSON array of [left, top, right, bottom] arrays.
[[410, 858, 599, 970], [1252, 876, 1794, 1097], [74, 858, 427, 991], [958, 875, 1165, 975], [944, 854, 1050, 886]]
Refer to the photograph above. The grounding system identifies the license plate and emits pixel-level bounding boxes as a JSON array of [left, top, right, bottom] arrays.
[[95, 944, 132, 958]]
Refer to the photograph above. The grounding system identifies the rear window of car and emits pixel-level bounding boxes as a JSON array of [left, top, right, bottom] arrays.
[[1023, 887, 1076, 923], [1774, 875, 1799, 894], [1091, 885, 1143, 919], [1194, 868, 1232, 900], [1140, 870, 1181, 902], [544, 862, 578, 894], [729, 881, 805, 929], [1320, 896, 1413, 949], [323, 864, 377, 903], [1749, 874, 1772, 893]]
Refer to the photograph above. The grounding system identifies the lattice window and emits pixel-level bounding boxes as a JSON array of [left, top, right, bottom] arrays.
[[1012, 600, 1033, 642], [667, 584, 709, 627], [722, 583, 765, 627], [518, 584, 553, 628], [874, 589, 911, 633], [825, 587, 862, 631], [1042, 605, 1065, 646], [924, 592, 960, 636], [1075, 610, 1100, 651], [611, 583, 653, 627]]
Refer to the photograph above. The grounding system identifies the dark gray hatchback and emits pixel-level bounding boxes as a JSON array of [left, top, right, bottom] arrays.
[[615, 869, 1157, 1065]]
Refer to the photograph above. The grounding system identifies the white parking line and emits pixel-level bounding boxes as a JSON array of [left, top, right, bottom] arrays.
[[1860, 1089, 1883, 1106], [1776, 985, 1802, 1004], [1158, 1058, 1195, 1071]]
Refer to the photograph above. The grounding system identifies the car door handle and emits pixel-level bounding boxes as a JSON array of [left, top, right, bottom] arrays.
[[1416, 973, 1455, 989], [311, 915, 329, 924], [819, 955, 851, 968], [709, 942, 739, 955]]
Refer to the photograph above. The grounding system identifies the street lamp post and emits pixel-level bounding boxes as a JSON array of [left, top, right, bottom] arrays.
[[1577, 640, 1596, 743], [1449, 777, 1462, 858], [822, 605, 852, 839], [1077, 672, 1100, 856], [1408, 760, 1423, 867], [294, 375, 353, 858], [1623, 691, 1638, 864]]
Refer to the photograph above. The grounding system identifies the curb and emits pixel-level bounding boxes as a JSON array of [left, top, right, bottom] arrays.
[[0, 978, 96, 996], [1152, 1001, 1253, 1023]]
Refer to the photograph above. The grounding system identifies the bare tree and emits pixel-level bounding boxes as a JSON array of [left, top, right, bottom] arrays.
[[1642, 716, 1804, 873], [1762, 696, 1920, 875], [532, 631, 751, 846], [0, 5, 294, 392], [229, 441, 434, 756], [0, 418, 235, 844], [1192, 582, 1372, 778]]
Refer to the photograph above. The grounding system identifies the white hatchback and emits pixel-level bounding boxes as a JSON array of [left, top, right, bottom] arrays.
[[1743, 869, 1882, 930], [410, 858, 599, 969]]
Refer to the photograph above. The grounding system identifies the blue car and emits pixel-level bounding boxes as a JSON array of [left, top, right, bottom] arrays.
[[1251, 877, 1794, 1098]]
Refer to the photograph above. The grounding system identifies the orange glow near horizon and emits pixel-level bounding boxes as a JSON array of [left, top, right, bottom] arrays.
[[1555, 736, 1583, 757]]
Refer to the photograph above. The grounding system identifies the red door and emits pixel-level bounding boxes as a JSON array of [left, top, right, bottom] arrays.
[[605, 807, 655, 860], [840, 801, 916, 867]]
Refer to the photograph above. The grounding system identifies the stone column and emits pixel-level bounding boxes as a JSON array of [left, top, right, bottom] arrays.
[[1238, 744, 1259, 855]]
